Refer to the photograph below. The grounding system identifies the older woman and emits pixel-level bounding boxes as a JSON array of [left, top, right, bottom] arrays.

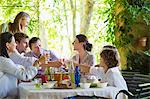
[[0, 32, 37, 98], [0, 12, 30, 34]]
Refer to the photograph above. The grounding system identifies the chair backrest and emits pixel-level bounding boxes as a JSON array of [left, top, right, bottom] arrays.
[[115, 90, 136, 99], [121, 71, 150, 99]]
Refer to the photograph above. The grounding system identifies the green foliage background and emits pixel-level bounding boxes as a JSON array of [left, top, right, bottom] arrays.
[[0, 0, 112, 64]]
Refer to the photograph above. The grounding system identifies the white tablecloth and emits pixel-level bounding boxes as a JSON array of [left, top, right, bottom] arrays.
[[19, 83, 125, 99]]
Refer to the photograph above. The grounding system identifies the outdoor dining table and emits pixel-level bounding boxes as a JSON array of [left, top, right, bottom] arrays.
[[19, 82, 126, 99]]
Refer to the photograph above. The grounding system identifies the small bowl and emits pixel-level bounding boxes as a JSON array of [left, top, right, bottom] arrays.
[[79, 83, 91, 89], [43, 81, 57, 88], [87, 79, 99, 84], [97, 82, 108, 88], [86, 75, 99, 84], [34, 83, 42, 89]]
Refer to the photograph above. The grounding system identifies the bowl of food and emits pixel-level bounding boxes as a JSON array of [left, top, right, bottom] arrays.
[[43, 81, 57, 88], [86, 75, 99, 83], [97, 82, 108, 88], [79, 83, 91, 89], [87, 79, 99, 84]]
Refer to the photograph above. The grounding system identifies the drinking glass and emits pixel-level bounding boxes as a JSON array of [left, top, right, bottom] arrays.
[[44, 51, 50, 64]]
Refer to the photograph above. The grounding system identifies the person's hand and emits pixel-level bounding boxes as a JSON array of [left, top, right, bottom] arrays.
[[33, 55, 48, 66], [63, 60, 71, 68], [58, 59, 65, 65], [79, 64, 90, 74], [33, 60, 40, 66], [38, 55, 49, 64], [40, 61, 62, 68], [51, 61, 62, 68]]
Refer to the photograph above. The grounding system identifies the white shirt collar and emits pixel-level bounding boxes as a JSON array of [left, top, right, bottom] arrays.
[[106, 67, 120, 74]]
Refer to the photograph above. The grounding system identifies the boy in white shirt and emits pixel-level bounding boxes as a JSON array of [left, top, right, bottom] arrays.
[[78, 49, 128, 90]]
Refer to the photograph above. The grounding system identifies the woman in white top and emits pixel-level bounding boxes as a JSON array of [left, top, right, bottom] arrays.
[[72, 34, 95, 66], [79, 48, 128, 90], [0, 32, 38, 98]]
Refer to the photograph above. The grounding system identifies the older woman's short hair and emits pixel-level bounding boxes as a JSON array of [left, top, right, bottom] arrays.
[[29, 37, 40, 49]]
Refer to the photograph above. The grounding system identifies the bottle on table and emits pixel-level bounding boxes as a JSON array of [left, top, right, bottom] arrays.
[[75, 66, 80, 87], [68, 61, 75, 83]]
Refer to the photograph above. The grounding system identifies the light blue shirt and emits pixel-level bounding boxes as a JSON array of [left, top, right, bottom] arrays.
[[0, 56, 37, 98], [24, 48, 58, 61]]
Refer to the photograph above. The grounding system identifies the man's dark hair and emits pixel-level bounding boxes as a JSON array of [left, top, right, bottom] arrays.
[[29, 37, 40, 49]]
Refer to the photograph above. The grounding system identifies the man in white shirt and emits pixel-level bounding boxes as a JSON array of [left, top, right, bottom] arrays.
[[14, 32, 29, 55]]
